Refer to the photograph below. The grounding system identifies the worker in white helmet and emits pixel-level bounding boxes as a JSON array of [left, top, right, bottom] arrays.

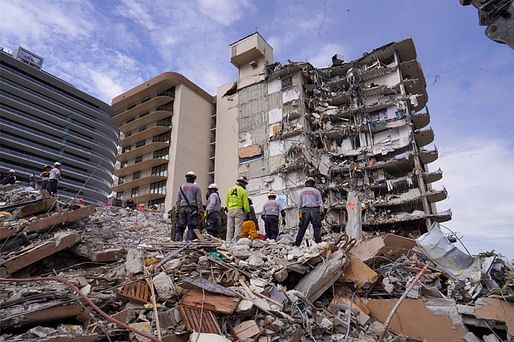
[[48, 162, 61, 196], [294, 176, 323, 246], [175, 171, 203, 241], [261, 191, 286, 240], [205, 183, 221, 237]]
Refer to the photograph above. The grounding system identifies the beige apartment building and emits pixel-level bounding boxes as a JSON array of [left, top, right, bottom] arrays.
[[111, 73, 214, 212]]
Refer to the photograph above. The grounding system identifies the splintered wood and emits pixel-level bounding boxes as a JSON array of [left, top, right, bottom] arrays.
[[118, 280, 149, 304]]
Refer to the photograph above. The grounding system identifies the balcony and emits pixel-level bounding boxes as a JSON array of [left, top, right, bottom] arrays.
[[112, 175, 167, 193], [114, 159, 168, 177], [411, 111, 430, 129], [111, 96, 173, 125], [119, 125, 171, 148], [116, 141, 170, 163], [120, 110, 173, 133], [414, 127, 434, 147]]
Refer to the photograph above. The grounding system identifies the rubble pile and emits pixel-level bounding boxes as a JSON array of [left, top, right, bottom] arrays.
[[0, 187, 513, 341]]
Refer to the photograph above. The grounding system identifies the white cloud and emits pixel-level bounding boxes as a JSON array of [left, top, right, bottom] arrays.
[[307, 43, 345, 67], [432, 139, 514, 257], [197, 0, 252, 26], [116, 0, 155, 30]]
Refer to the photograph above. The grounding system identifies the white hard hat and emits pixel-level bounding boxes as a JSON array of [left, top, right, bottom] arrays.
[[208, 183, 218, 190], [268, 191, 277, 197], [54, 162, 61, 166], [9, 169, 15, 173], [185, 171, 197, 178], [305, 177, 316, 185]]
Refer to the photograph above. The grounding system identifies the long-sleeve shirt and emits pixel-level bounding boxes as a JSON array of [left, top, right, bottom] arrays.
[[206, 192, 221, 213], [49, 167, 61, 180], [262, 199, 283, 217], [226, 184, 250, 213], [177, 183, 202, 207], [298, 186, 323, 208]]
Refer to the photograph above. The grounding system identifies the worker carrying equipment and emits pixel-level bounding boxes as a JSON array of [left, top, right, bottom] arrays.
[[175, 171, 203, 241]]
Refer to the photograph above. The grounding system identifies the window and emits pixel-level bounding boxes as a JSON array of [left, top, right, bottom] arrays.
[[135, 140, 145, 148], [126, 118, 135, 124], [152, 164, 168, 177], [122, 146, 132, 153], [150, 181, 166, 194], [139, 126, 147, 132], [120, 161, 128, 168], [133, 171, 141, 180], [116, 191, 124, 200], [153, 148, 169, 160], [118, 176, 126, 185], [138, 111, 149, 118], [149, 198, 165, 211], [135, 155, 143, 163], [131, 187, 139, 197], [153, 133, 170, 143], [156, 102, 173, 111]]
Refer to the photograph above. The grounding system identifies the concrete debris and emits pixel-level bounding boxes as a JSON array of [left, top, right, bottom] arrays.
[[0, 185, 512, 342]]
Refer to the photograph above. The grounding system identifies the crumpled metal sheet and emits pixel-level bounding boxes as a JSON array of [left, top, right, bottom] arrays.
[[416, 222, 481, 282]]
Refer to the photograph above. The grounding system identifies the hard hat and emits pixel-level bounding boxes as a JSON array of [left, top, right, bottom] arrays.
[[236, 176, 248, 184], [267, 191, 277, 197], [54, 162, 61, 166], [208, 183, 218, 189], [185, 171, 197, 178], [305, 176, 316, 185], [8, 169, 15, 173]]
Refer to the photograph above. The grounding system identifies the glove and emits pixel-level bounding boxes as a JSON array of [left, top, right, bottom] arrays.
[[281, 217, 286, 227], [261, 215, 265, 221], [223, 207, 228, 213], [298, 210, 304, 220], [320, 208, 326, 220], [203, 211, 208, 219]]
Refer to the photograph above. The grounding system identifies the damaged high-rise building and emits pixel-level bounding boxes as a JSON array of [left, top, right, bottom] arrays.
[[215, 33, 451, 235]]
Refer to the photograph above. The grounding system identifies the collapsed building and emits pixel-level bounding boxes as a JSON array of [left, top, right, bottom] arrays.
[[215, 33, 450, 236]]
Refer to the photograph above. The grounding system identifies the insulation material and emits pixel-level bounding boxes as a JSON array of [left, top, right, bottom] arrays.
[[269, 123, 283, 137], [239, 132, 253, 148], [239, 145, 262, 159], [268, 107, 282, 124], [345, 191, 363, 240], [267, 79, 281, 95]]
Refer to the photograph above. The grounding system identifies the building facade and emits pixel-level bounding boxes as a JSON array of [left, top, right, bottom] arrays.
[[0, 48, 118, 205], [215, 33, 450, 235], [111, 73, 214, 212]]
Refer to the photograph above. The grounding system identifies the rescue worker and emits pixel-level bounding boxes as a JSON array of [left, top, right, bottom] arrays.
[[40, 165, 51, 191], [205, 183, 221, 237], [225, 176, 250, 242], [294, 177, 324, 246], [1, 170, 16, 185], [48, 162, 61, 196], [175, 171, 203, 241], [261, 191, 286, 240]]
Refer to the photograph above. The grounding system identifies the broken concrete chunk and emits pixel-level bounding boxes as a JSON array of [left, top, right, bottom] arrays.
[[350, 233, 415, 263], [248, 254, 264, 267], [340, 255, 379, 288], [189, 333, 231, 342], [153, 272, 175, 300], [125, 248, 144, 274]]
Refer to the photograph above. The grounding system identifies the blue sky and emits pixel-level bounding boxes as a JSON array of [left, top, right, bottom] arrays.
[[1, 0, 513, 256]]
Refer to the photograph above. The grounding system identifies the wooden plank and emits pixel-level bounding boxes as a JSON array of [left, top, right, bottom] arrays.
[[179, 304, 221, 334], [339, 255, 379, 288], [118, 280, 149, 304], [232, 320, 260, 341], [0, 302, 89, 328], [17, 197, 57, 218], [25, 205, 95, 234], [0, 226, 12, 241], [0, 232, 80, 274], [238, 145, 262, 159], [180, 289, 239, 315], [73, 245, 124, 262]]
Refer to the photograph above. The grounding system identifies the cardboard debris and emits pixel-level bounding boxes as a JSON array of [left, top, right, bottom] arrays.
[[180, 289, 239, 315], [474, 297, 514, 336], [340, 255, 379, 287], [350, 233, 415, 263], [232, 320, 260, 341], [367, 298, 468, 341]]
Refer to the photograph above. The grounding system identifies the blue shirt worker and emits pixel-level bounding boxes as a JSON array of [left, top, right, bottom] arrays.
[[205, 183, 221, 237], [261, 191, 286, 240], [175, 171, 203, 241], [294, 177, 324, 246]]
